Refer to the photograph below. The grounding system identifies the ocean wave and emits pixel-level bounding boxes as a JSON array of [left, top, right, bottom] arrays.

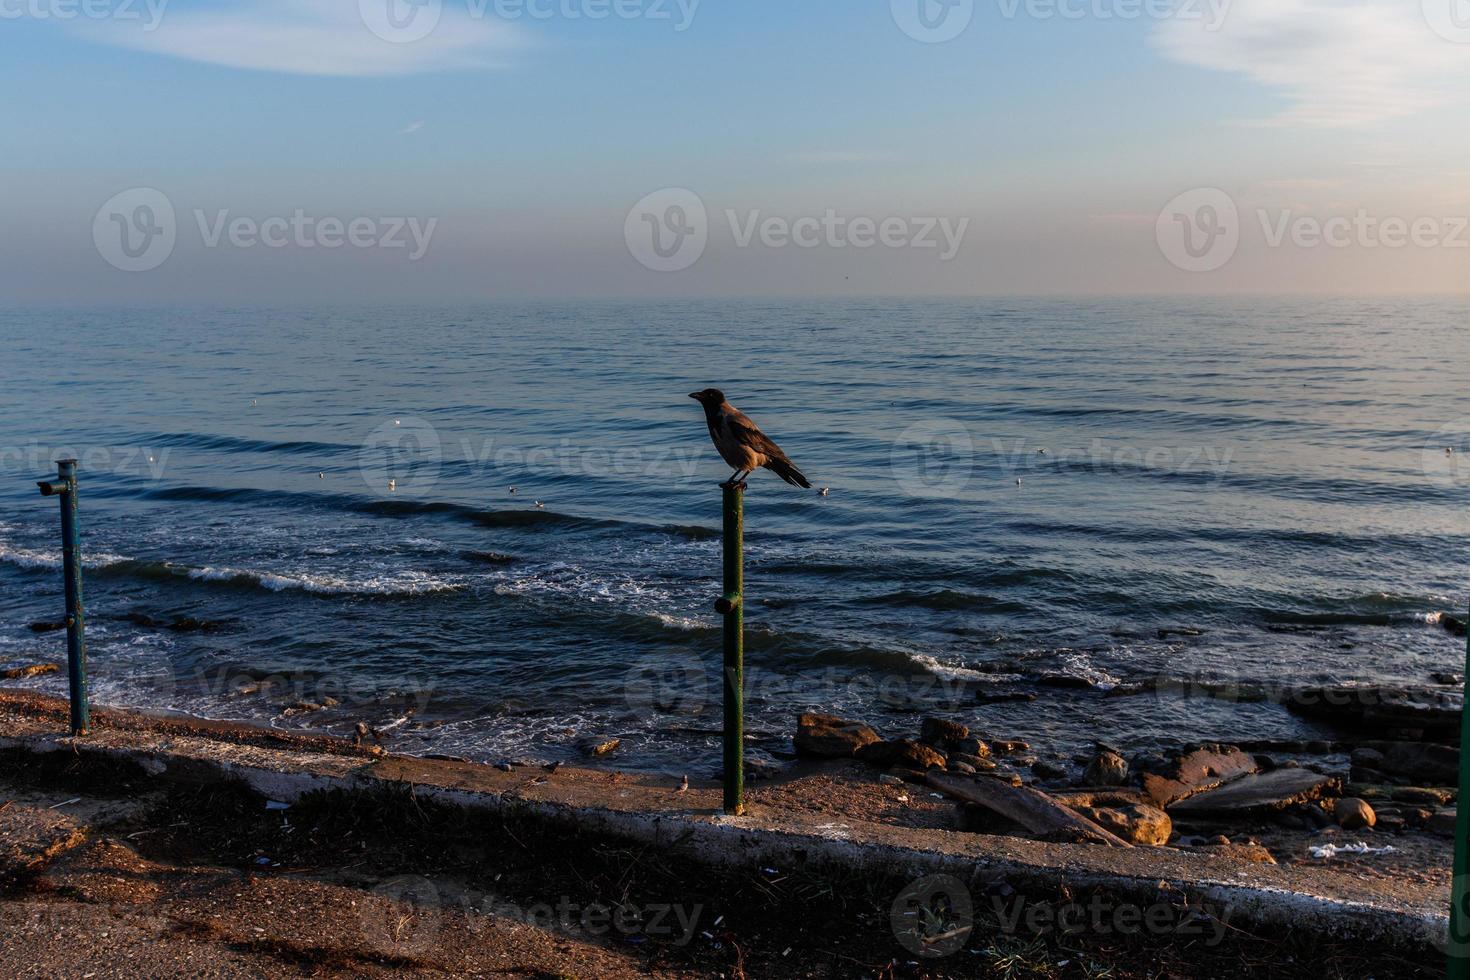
[[0, 543, 132, 571]]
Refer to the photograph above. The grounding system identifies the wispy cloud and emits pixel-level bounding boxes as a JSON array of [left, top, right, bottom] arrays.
[[398, 120, 425, 135], [1152, 0, 1470, 127], [72, 0, 526, 77]]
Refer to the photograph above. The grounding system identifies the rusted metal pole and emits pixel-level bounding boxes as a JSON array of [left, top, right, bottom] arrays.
[[714, 482, 744, 815], [36, 459, 88, 736]]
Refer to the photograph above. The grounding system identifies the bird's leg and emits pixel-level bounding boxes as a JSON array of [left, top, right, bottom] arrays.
[[720, 469, 749, 489]]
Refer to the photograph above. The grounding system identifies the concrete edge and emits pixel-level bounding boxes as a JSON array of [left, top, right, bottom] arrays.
[[0, 726, 1448, 952]]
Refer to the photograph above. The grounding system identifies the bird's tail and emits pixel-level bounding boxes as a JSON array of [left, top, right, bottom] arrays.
[[766, 457, 811, 489]]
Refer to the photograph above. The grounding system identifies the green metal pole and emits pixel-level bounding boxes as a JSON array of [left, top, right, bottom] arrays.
[[36, 459, 88, 736], [715, 483, 744, 815], [1451, 599, 1470, 976]]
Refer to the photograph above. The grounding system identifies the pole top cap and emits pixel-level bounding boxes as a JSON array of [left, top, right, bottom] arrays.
[[56, 458, 78, 465]]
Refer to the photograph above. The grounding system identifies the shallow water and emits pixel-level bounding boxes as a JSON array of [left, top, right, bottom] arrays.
[[2, 298, 1467, 772]]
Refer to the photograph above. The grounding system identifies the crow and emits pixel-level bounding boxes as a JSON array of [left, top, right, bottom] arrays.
[[689, 388, 811, 489]]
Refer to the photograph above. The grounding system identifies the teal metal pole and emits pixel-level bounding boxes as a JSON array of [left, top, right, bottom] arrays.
[[36, 459, 88, 736], [1451, 599, 1470, 976], [715, 483, 744, 815]]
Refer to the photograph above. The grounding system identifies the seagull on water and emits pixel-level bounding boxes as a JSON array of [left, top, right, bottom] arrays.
[[688, 388, 811, 489]]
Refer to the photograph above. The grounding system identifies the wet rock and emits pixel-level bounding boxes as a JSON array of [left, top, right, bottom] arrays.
[[855, 739, 946, 771], [1286, 684, 1461, 741], [975, 690, 1037, 705], [948, 761, 977, 775], [794, 712, 880, 758], [1157, 627, 1205, 639], [949, 752, 996, 772], [1334, 798, 1376, 830], [1031, 760, 1068, 781], [950, 737, 991, 758], [1442, 613, 1468, 638], [25, 621, 66, 634], [991, 739, 1030, 755], [1433, 671, 1465, 686], [1083, 747, 1129, 787], [1357, 741, 1458, 786], [579, 737, 621, 758], [919, 716, 968, 746], [1076, 803, 1171, 847], [1, 663, 61, 680], [1038, 674, 1095, 690]]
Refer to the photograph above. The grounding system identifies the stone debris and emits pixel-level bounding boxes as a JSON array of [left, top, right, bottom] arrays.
[[794, 712, 879, 758]]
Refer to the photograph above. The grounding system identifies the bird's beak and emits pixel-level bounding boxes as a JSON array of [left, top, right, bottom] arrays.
[[688, 392, 701, 400]]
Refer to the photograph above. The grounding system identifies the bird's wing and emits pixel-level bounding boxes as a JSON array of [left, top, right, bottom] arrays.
[[725, 408, 794, 463]]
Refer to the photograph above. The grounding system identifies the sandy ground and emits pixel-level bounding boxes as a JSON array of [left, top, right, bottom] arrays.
[[0, 777, 699, 979]]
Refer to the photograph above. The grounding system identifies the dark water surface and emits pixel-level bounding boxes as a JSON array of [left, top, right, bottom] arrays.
[[2, 298, 1467, 773]]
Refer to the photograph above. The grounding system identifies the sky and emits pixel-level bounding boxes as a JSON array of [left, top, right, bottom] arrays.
[[3, 0, 1470, 302]]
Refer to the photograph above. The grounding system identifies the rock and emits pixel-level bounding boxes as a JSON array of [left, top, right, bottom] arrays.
[[579, 737, 621, 757], [991, 740, 1030, 755], [1052, 788, 1149, 809], [1357, 742, 1459, 786], [1083, 748, 1129, 787], [25, 621, 66, 633], [1376, 813, 1406, 832], [1076, 804, 1171, 846], [919, 716, 968, 746], [0, 663, 61, 680], [1208, 835, 1231, 846], [794, 712, 880, 758], [1442, 613, 1468, 638], [855, 739, 946, 771], [1032, 760, 1068, 781], [951, 737, 991, 758], [1168, 769, 1339, 817], [1392, 786, 1455, 806], [1285, 685, 1461, 741], [890, 767, 933, 785], [1141, 744, 1259, 807], [877, 773, 904, 787], [1334, 798, 1376, 830], [948, 761, 977, 775], [1430, 809, 1458, 838], [949, 752, 996, 772], [1038, 674, 1095, 690], [1433, 672, 1465, 686]]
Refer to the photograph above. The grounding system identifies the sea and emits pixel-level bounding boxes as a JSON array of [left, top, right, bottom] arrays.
[[1, 297, 1467, 774]]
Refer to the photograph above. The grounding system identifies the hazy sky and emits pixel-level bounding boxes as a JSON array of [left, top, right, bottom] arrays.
[[4, 0, 1470, 302]]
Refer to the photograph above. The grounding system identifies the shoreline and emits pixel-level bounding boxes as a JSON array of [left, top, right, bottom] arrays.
[[0, 687, 1452, 973]]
